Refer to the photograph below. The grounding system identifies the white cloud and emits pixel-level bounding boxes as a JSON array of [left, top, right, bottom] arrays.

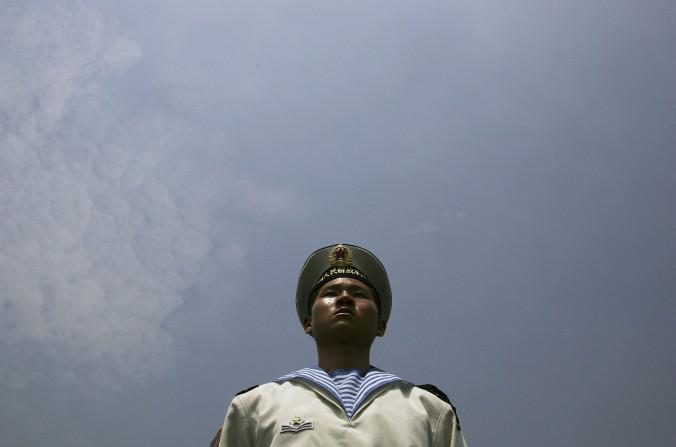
[[0, 1, 298, 388]]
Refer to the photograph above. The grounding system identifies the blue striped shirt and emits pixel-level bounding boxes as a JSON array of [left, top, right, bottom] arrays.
[[276, 366, 402, 418]]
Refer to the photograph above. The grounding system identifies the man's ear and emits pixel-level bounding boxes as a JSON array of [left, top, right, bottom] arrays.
[[376, 319, 387, 337], [303, 317, 313, 336]]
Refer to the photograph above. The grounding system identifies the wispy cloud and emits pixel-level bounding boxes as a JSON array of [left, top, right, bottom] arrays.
[[0, 1, 298, 388]]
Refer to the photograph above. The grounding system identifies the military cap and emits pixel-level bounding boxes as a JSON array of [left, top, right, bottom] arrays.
[[296, 243, 392, 326]]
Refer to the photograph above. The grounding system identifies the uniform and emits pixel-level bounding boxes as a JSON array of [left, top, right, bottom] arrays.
[[216, 370, 466, 447]]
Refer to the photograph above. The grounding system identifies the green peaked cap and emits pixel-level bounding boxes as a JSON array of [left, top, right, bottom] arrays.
[[296, 243, 392, 326]]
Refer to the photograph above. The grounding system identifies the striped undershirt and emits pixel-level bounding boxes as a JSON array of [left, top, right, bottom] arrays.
[[275, 366, 402, 418]]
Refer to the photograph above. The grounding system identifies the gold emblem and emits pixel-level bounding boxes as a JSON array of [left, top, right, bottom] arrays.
[[290, 416, 304, 427], [329, 245, 352, 267], [281, 416, 314, 433]]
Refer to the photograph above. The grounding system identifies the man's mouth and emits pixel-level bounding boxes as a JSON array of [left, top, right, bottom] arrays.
[[334, 308, 354, 316]]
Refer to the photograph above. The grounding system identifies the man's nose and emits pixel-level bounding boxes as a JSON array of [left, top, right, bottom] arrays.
[[335, 290, 355, 305]]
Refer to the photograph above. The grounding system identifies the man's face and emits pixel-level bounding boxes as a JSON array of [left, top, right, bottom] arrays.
[[303, 277, 386, 347]]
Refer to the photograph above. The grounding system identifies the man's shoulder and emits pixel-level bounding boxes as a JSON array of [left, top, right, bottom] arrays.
[[231, 367, 323, 398], [388, 382, 459, 411], [410, 383, 463, 429], [232, 381, 280, 398], [414, 383, 452, 405], [234, 384, 260, 396], [231, 379, 307, 400]]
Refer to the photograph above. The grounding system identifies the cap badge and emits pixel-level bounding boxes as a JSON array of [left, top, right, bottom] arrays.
[[281, 416, 314, 433], [329, 245, 352, 267]]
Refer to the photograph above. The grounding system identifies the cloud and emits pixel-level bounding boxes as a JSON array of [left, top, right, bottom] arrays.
[[0, 1, 298, 388]]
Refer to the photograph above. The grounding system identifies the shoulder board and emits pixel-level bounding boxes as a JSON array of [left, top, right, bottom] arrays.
[[416, 383, 450, 404], [235, 384, 259, 396], [416, 384, 461, 430], [209, 427, 221, 447]]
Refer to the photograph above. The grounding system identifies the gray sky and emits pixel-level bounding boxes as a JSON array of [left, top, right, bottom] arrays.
[[1, 0, 675, 446]]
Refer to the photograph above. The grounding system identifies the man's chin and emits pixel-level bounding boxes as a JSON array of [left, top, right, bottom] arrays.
[[320, 327, 377, 345]]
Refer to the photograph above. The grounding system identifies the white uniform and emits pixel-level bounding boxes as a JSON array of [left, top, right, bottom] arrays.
[[216, 375, 467, 447]]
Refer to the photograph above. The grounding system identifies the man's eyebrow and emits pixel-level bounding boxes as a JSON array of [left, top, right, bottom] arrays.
[[322, 285, 368, 292]]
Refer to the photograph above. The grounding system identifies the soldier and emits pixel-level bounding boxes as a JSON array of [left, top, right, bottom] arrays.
[[212, 243, 467, 446]]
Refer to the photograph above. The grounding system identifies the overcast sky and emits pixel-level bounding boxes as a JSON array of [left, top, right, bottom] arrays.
[[1, 0, 675, 446]]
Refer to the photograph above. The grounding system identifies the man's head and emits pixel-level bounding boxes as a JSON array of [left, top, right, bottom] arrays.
[[303, 276, 386, 347], [296, 243, 392, 331]]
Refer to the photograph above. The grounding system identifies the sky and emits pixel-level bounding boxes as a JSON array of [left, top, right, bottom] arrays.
[[1, 0, 675, 446]]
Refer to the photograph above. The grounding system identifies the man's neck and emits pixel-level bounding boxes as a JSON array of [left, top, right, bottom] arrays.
[[316, 344, 371, 374]]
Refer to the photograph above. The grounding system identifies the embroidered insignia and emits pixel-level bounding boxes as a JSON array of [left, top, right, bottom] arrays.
[[280, 416, 314, 433], [315, 266, 368, 286], [329, 245, 352, 267]]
